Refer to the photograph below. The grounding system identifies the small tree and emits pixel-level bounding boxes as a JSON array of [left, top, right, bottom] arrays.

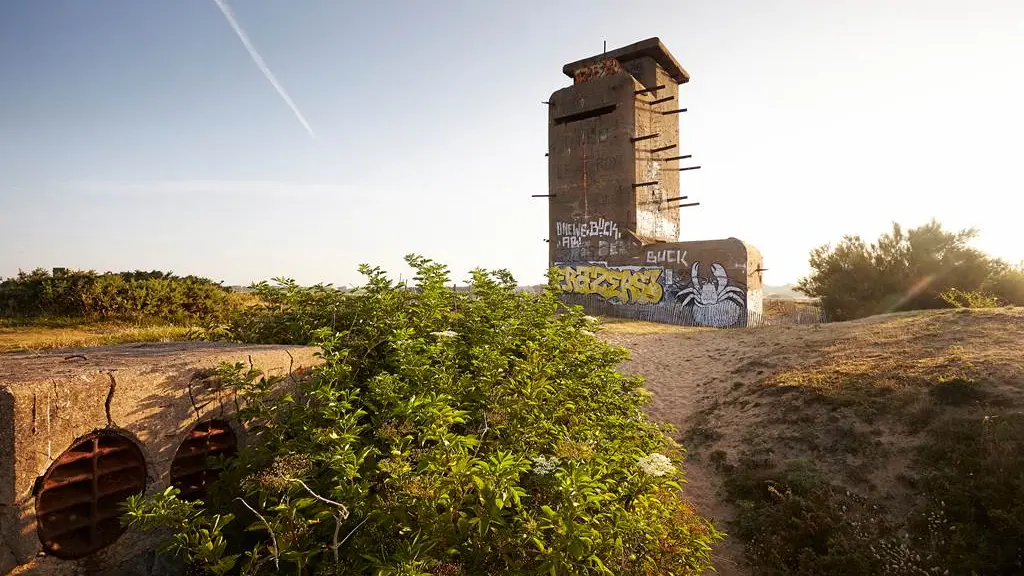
[[122, 255, 723, 575], [797, 220, 1001, 320]]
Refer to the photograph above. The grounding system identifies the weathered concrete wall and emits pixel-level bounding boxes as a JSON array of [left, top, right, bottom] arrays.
[[0, 342, 320, 575], [548, 38, 764, 327], [554, 237, 762, 328], [548, 70, 641, 264]]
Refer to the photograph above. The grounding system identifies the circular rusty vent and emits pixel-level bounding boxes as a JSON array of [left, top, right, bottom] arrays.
[[35, 430, 147, 559], [169, 419, 238, 501]]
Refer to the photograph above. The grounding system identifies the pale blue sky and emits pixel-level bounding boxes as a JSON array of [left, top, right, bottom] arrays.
[[2, 0, 1022, 287]]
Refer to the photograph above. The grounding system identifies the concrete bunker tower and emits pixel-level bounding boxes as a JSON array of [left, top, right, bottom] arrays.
[[547, 38, 763, 328]]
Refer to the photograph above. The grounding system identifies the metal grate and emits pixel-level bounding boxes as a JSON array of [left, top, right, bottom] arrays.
[[169, 419, 237, 501], [35, 430, 147, 559]]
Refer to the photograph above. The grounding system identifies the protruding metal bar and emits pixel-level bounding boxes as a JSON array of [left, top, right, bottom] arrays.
[[662, 155, 692, 161], [630, 133, 659, 143], [531, 194, 556, 198], [661, 108, 688, 115], [542, 101, 551, 105], [648, 96, 675, 105], [678, 165, 702, 172], [634, 85, 666, 95], [633, 181, 658, 188], [544, 153, 549, 156], [650, 144, 676, 153], [665, 202, 700, 210], [665, 196, 689, 202]]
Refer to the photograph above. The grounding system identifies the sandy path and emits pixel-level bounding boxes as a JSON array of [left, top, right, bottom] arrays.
[[602, 326, 819, 576]]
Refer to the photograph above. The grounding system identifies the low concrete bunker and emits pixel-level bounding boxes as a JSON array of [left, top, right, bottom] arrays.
[[1, 342, 320, 575]]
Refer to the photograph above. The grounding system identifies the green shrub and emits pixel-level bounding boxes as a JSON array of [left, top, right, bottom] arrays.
[[796, 220, 1015, 320], [0, 267, 237, 324], [982, 261, 1024, 306], [939, 288, 1001, 309], [207, 277, 353, 345], [121, 255, 722, 575]]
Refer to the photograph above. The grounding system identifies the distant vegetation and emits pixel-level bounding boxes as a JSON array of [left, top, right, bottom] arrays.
[[0, 268, 239, 324], [797, 219, 1024, 320]]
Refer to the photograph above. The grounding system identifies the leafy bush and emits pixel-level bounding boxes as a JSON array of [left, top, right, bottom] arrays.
[[939, 288, 1001, 309], [983, 262, 1024, 306], [205, 277, 353, 345], [121, 255, 722, 575], [796, 220, 1020, 321], [0, 267, 238, 324]]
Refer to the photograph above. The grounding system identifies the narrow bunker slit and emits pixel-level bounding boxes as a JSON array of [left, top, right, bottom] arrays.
[[553, 104, 617, 125]]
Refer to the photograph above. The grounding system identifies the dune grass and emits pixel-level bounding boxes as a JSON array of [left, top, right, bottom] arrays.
[[0, 320, 194, 353]]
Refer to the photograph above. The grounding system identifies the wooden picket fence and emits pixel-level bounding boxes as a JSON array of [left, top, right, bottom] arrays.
[[560, 293, 829, 329]]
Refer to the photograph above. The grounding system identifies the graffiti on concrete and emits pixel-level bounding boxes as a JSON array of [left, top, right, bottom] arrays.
[[556, 265, 664, 304], [645, 249, 688, 265], [670, 262, 746, 328], [555, 219, 622, 249], [573, 58, 622, 84]]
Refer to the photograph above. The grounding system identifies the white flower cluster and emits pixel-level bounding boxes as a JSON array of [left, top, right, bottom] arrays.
[[531, 455, 561, 476], [637, 453, 675, 477], [582, 315, 599, 324], [430, 330, 459, 338]]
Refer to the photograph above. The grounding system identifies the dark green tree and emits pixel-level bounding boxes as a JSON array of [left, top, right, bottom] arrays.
[[797, 219, 1005, 320]]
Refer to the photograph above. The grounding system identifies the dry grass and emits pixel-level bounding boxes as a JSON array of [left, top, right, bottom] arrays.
[[598, 317, 707, 335], [600, 306, 1024, 576], [0, 322, 193, 353], [766, 308, 1024, 398]]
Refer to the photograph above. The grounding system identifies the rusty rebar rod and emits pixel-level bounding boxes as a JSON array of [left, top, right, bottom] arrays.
[[634, 85, 666, 95], [630, 133, 659, 143], [632, 181, 658, 188], [650, 144, 677, 153], [661, 108, 688, 115], [662, 154, 692, 161], [648, 96, 675, 105], [678, 166, 702, 172]]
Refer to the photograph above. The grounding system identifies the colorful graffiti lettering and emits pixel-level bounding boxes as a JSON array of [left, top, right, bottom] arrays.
[[573, 58, 622, 84], [556, 265, 664, 304]]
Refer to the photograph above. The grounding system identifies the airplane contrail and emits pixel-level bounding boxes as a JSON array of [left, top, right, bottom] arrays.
[[211, 0, 316, 139]]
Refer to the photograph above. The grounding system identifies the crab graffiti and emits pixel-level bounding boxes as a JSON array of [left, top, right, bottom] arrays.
[[671, 262, 746, 327]]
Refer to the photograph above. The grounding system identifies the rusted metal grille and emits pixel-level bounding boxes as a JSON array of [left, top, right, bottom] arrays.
[[35, 430, 147, 559], [170, 419, 237, 501]]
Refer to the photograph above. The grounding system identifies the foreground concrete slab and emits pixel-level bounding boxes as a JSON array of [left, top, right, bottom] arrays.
[[1, 342, 321, 575]]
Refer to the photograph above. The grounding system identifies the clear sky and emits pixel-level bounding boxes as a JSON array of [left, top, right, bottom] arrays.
[[2, 0, 1022, 288]]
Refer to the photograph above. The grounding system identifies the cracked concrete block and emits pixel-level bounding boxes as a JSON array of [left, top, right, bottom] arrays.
[[0, 342, 321, 575]]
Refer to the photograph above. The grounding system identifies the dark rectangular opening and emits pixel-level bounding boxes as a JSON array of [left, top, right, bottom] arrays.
[[554, 104, 617, 125]]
